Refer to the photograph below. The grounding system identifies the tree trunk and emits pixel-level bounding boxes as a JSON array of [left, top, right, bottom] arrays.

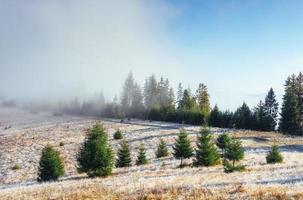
[[180, 157, 183, 167]]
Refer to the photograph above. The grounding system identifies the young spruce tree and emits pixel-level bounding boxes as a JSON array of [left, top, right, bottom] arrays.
[[136, 144, 148, 165], [224, 137, 244, 173], [77, 123, 114, 177], [113, 129, 123, 140], [116, 140, 132, 168], [156, 138, 169, 158], [37, 145, 64, 182], [266, 145, 283, 164], [194, 127, 220, 166], [173, 128, 193, 167], [216, 133, 231, 157]]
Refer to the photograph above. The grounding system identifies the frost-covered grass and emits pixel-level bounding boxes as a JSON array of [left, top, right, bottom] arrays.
[[1, 107, 303, 199], [1, 176, 303, 199]]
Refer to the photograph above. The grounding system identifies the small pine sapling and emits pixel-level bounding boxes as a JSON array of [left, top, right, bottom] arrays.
[[266, 145, 283, 164], [116, 140, 132, 168], [156, 139, 169, 158], [173, 128, 193, 167], [136, 144, 148, 165]]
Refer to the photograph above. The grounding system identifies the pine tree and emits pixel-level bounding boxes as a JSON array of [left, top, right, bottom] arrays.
[[233, 102, 252, 129], [179, 89, 196, 110], [37, 145, 64, 182], [216, 133, 231, 157], [157, 77, 170, 108], [121, 72, 135, 117], [221, 110, 234, 128], [77, 123, 114, 177], [296, 72, 303, 133], [116, 140, 132, 168], [253, 101, 270, 131], [208, 105, 222, 127], [196, 83, 210, 117], [131, 82, 144, 118], [144, 75, 158, 110], [194, 127, 220, 166], [156, 139, 169, 158], [177, 83, 184, 108], [173, 128, 193, 167], [279, 76, 300, 135], [136, 144, 148, 165], [157, 77, 165, 106], [113, 130, 123, 140], [120, 72, 145, 118], [168, 87, 176, 109], [266, 145, 283, 164], [264, 88, 279, 131], [224, 137, 244, 171]]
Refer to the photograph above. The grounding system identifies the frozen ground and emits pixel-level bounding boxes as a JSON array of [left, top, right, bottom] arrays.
[[1, 106, 303, 199]]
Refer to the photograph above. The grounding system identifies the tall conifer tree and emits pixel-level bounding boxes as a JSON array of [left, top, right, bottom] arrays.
[[196, 83, 211, 117], [208, 105, 222, 127], [144, 75, 158, 110], [121, 72, 135, 116], [177, 83, 184, 109], [253, 101, 269, 131], [131, 83, 144, 117], [233, 102, 252, 129], [296, 72, 303, 133], [279, 76, 300, 135], [179, 90, 196, 110], [264, 88, 279, 131]]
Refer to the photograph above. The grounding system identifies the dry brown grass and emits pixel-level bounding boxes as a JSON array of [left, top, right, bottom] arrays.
[[230, 130, 303, 146], [2, 181, 303, 200]]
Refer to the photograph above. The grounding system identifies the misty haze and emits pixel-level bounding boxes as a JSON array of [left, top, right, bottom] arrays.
[[1, 1, 303, 200]]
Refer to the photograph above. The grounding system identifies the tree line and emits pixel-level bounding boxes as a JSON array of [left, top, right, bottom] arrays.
[[208, 88, 279, 132], [37, 123, 283, 182], [57, 72, 303, 135], [56, 72, 211, 125], [208, 72, 303, 136], [104, 72, 212, 125], [114, 72, 280, 132]]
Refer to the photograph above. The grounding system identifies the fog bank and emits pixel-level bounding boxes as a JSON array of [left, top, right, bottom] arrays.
[[0, 0, 183, 102]]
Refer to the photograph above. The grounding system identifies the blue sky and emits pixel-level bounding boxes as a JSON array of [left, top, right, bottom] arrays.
[[0, 0, 303, 110], [163, 0, 303, 109]]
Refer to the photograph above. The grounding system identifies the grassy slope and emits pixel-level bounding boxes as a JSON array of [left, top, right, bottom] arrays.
[[2, 108, 303, 199]]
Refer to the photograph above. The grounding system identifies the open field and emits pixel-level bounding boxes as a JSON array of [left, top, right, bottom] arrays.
[[1, 107, 303, 199]]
